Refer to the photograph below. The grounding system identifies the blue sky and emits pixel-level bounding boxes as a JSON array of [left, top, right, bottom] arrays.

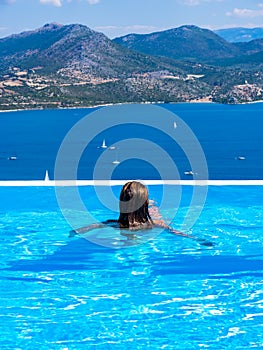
[[1, 0, 263, 39]]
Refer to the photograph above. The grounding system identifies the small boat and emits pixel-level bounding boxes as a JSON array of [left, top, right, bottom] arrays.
[[100, 139, 107, 149], [238, 156, 246, 160], [44, 170, 50, 182], [108, 146, 116, 150], [112, 159, 120, 165], [174, 121, 177, 129], [184, 170, 194, 176], [8, 156, 17, 160]]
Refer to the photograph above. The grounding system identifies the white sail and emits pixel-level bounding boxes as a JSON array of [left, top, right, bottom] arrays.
[[44, 170, 50, 182], [101, 139, 107, 148]]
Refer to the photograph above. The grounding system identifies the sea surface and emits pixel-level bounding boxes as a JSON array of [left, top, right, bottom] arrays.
[[0, 103, 262, 180]]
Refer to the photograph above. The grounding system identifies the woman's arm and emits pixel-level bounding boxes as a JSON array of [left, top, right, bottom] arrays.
[[149, 202, 192, 238], [154, 220, 214, 246], [69, 220, 118, 237], [148, 201, 162, 220], [153, 219, 194, 238], [149, 202, 212, 244], [69, 223, 105, 237]]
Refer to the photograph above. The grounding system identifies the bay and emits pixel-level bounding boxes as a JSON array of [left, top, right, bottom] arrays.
[[0, 103, 262, 180]]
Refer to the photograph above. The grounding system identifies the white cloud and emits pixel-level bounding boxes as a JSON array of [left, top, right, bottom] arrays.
[[40, 0, 62, 6], [123, 25, 161, 32], [95, 25, 168, 38], [180, 0, 202, 5], [227, 4, 263, 18], [95, 25, 161, 33], [178, 0, 224, 5], [87, 0, 100, 4], [39, 0, 100, 5]]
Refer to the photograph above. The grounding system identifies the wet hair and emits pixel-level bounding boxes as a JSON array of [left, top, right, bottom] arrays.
[[118, 181, 153, 229]]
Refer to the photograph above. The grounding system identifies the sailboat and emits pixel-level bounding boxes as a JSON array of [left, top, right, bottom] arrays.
[[112, 159, 120, 165], [8, 151, 18, 160], [100, 139, 107, 149], [44, 170, 50, 182], [184, 170, 194, 176], [112, 150, 120, 165]]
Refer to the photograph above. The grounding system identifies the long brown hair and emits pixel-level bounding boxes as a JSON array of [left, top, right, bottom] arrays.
[[118, 181, 153, 229]]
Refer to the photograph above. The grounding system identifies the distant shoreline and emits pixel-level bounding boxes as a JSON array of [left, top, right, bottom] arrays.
[[0, 102, 116, 113], [1, 100, 263, 113]]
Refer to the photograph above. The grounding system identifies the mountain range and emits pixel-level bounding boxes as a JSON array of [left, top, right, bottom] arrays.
[[0, 23, 263, 110], [114, 25, 263, 65], [215, 27, 263, 43]]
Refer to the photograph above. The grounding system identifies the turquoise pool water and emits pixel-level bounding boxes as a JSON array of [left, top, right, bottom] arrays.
[[0, 185, 263, 349]]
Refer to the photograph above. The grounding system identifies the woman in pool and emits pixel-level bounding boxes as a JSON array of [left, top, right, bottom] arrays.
[[70, 181, 190, 237]]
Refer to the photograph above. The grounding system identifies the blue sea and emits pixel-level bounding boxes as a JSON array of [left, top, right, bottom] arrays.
[[0, 102, 262, 180], [1, 103, 263, 349]]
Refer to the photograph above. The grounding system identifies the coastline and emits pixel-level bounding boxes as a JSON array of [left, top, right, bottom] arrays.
[[1, 100, 263, 113], [0, 103, 116, 113]]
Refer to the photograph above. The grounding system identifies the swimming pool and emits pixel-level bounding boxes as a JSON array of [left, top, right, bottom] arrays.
[[0, 185, 263, 349]]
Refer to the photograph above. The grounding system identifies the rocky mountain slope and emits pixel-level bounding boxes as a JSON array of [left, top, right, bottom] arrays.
[[0, 23, 183, 77], [114, 25, 240, 64], [114, 25, 263, 66], [0, 23, 263, 110]]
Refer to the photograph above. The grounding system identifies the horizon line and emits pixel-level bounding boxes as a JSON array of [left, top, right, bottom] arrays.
[[0, 179, 263, 187]]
